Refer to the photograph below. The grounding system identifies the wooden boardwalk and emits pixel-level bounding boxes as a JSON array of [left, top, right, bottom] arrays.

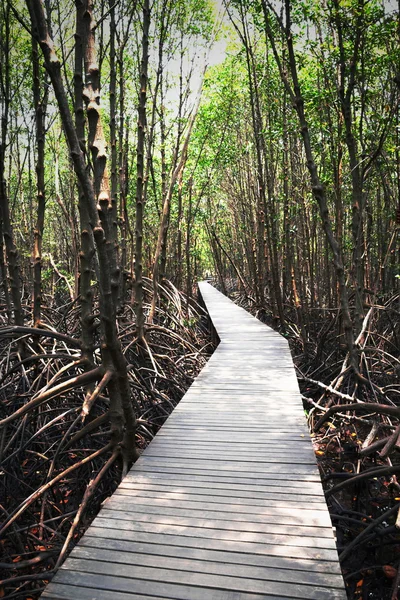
[[42, 282, 346, 600]]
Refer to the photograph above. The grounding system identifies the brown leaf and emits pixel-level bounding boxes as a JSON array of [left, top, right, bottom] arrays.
[[383, 565, 397, 579]]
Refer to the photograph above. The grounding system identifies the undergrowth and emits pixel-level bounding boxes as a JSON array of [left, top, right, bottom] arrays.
[[0, 278, 213, 599]]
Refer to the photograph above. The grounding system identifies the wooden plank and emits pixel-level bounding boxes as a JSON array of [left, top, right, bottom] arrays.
[[130, 466, 322, 485], [42, 584, 162, 600], [164, 421, 308, 428], [155, 430, 313, 440], [118, 482, 325, 503], [85, 525, 340, 562], [115, 486, 327, 506], [58, 558, 346, 600], [91, 516, 337, 551], [43, 281, 345, 600], [142, 446, 317, 457], [79, 535, 343, 574], [142, 435, 311, 446], [44, 569, 345, 600], [103, 496, 331, 521], [71, 546, 345, 590], [121, 471, 326, 494], [155, 414, 308, 424], [101, 506, 334, 532], [142, 451, 316, 465], [136, 457, 318, 474], [159, 427, 311, 435]]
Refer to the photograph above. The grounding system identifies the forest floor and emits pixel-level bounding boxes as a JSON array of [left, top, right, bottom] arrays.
[[1, 278, 400, 600], [228, 283, 400, 600], [0, 279, 213, 599]]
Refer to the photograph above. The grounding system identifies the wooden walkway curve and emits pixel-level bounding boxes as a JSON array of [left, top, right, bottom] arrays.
[[42, 281, 346, 600]]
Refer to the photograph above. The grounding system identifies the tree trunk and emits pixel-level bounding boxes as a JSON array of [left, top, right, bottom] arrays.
[[134, 0, 150, 343], [31, 36, 48, 327], [0, 2, 23, 326], [74, 0, 95, 366], [262, 0, 358, 371], [27, 0, 139, 465]]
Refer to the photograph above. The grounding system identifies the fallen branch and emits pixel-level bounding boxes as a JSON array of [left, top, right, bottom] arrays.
[[360, 437, 388, 457], [0, 571, 55, 587], [314, 401, 400, 433], [81, 370, 113, 418], [340, 502, 400, 562], [380, 423, 400, 459], [0, 442, 113, 536], [0, 551, 56, 571], [300, 374, 356, 402], [326, 465, 400, 498], [48, 254, 74, 302], [0, 366, 103, 427], [0, 326, 81, 348], [0, 353, 80, 387], [54, 448, 119, 568], [63, 412, 109, 451]]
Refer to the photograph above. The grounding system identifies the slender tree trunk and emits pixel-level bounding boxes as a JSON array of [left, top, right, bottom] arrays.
[[0, 2, 23, 326], [31, 36, 48, 327], [109, 0, 120, 308], [186, 181, 194, 305], [175, 169, 183, 289], [74, 0, 95, 366], [231, 6, 285, 325], [262, 0, 358, 371], [149, 92, 202, 322], [282, 92, 291, 303], [134, 0, 150, 342], [332, 0, 365, 330], [0, 217, 11, 322]]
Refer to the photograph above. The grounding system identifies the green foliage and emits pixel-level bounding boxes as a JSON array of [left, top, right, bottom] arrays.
[[2, 0, 399, 303]]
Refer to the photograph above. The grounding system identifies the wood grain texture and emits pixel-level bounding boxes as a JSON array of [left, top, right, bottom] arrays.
[[42, 281, 346, 600]]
